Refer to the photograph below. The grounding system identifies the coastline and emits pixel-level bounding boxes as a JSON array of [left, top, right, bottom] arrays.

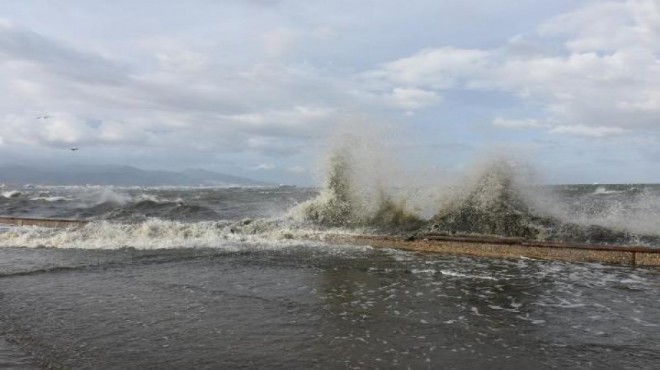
[[1, 217, 659, 267]]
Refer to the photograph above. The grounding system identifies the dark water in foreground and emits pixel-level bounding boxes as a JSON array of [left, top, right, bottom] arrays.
[[0, 185, 659, 369], [1, 245, 659, 369]]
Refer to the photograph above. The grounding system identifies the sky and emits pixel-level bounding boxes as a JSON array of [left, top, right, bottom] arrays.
[[0, 0, 659, 185]]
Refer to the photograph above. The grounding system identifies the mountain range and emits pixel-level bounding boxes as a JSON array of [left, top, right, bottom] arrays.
[[0, 165, 270, 187]]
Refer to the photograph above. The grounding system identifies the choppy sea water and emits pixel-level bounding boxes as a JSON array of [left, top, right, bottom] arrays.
[[0, 185, 659, 369]]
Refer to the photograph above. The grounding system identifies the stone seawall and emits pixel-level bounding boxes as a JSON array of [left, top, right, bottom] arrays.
[[322, 234, 660, 267]]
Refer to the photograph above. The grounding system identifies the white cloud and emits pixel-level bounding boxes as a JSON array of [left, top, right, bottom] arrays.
[[389, 87, 441, 110], [365, 47, 490, 89], [0, 114, 152, 147], [364, 0, 660, 136], [225, 106, 333, 128], [41, 115, 94, 144], [0, 20, 347, 160], [617, 91, 660, 112], [549, 125, 626, 138], [1, 0, 660, 183], [221, 105, 336, 140], [493, 118, 547, 129], [539, 0, 660, 53]]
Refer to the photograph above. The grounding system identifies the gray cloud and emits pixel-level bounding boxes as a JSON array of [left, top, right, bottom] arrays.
[[0, 21, 130, 85], [0, 21, 349, 162], [0, 0, 658, 184]]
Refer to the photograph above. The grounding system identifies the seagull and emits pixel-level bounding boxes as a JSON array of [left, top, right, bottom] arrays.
[[70, 147, 79, 151]]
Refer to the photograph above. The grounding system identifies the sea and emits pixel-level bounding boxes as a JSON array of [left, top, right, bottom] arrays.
[[0, 178, 659, 369]]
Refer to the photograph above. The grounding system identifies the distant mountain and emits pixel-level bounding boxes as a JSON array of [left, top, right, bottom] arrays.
[[0, 165, 271, 187]]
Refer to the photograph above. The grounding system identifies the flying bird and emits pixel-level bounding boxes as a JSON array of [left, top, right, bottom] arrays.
[[70, 147, 79, 151], [36, 115, 51, 120]]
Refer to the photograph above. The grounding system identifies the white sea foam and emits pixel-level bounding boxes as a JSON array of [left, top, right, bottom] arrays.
[[410, 269, 437, 274], [1, 190, 21, 199], [30, 196, 70, 202], [0, 218, 347, 250], [592, 186, 624, 195], [439, 270, 497, 280], [73, 189, 184, 207], [92, 188, 132, 205], [133, 194, 184, 204]]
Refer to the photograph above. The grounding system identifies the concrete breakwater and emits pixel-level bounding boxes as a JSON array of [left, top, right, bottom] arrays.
[[321, 233, 660, 267]]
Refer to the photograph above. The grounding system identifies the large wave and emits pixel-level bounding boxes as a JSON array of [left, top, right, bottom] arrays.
[[294, 141, 423, 231], [294, 143, 660, 246]]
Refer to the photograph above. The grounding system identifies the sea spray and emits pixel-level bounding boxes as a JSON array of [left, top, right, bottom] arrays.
[[547, 186, 660, 236], [369, 189, 425, 230], [90, 188, 132, 205], [296, 140, 423, 230], [299, 146, 364, 226], [423, 159, 660, 245], [430, 159, 542, 238], [296, 141, 660, 245]]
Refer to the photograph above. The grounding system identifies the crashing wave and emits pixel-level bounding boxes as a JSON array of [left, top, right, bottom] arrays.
[[297, 144, 660, 246], [295, 145, 422, 231], [429, 160, 541, 238], [426, 161, 660, 245]]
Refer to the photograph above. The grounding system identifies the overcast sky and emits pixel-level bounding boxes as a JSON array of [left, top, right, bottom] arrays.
[[0, 0, 659, 185]]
